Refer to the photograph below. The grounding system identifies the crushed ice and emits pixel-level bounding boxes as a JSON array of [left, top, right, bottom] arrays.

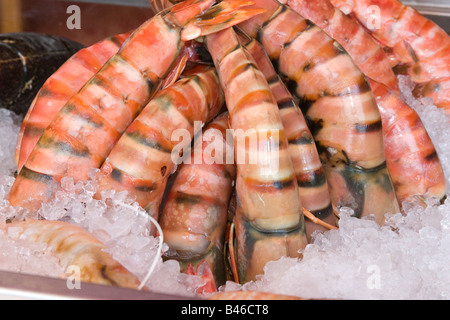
[[0, 110, 203, 297], [225, 201, 450, 300], [0, 77, 448, 299], [1, 173, 206, 297]]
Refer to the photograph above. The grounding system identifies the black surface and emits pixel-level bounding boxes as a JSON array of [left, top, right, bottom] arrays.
[[0, 33, 84, 115]]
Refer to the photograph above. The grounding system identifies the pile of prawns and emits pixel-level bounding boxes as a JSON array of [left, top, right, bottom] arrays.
[[3, 0, 449, 299]]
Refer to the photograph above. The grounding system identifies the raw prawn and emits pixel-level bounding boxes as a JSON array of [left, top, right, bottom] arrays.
[[328, 0, 450, 112], [95, 65, 224, 220], [369, 80, 447, 204], [151, 0, 447, 205], [15, 32, 131, 173], [280, 0, 398, 92], [7, 0, 262, 212], [15, 32, 212, 174], [283, 0, 447, 204], [237, 0, 400, 224], [159, 112, 235, 293], [235, 27, 338, 239], [1, 219, 142, 289], [203, 24, 308, 283]]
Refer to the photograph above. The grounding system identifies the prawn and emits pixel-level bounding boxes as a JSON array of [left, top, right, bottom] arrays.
[[159, 112, 235, 293], [15, 32, 131, 172], [95, 65, 224, 220], [237, 0, 400, 224], [1, 219, 142, 289], [235, 27, 338, 238], [328, 0, 450, 112], [203, 24, 309, 282], [283, 0, 447, 204], [7, 0, 263, 212], [369, 80, 447, 204]]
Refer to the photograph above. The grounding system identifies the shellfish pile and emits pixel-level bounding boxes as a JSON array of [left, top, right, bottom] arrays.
[[0, 0, 449, 300]]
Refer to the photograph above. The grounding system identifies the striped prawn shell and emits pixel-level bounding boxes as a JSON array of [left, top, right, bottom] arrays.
[[238, 0, 400, 224], [283, 0, 399, 92], [327, 0, 450, 112], [7, 10, 203, 212], [329, 0, 450, 83], [159, 112, 235, 290], [15, 32, 131, 173], [96, 65, 224, 219], [236, 28, 338, 239], [370, 80, 447, 204], [206, 27, 308, 283], [284, 0, 448, 202], [1, 219, 141, 289]]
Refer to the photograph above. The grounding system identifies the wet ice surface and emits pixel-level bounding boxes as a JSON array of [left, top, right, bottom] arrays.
[[0, 79, 448, 299]]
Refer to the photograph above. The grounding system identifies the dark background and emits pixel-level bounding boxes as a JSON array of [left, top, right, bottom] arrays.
[[0, 0, 155, 46]]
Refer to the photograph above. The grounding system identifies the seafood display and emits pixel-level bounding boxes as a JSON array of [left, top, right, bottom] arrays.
[[7, 0, 259, 213], [237, 0, 400, 225], [0, 33, 84, 115], [277, 0, 448, 204], [0, 0, 448, 300]]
